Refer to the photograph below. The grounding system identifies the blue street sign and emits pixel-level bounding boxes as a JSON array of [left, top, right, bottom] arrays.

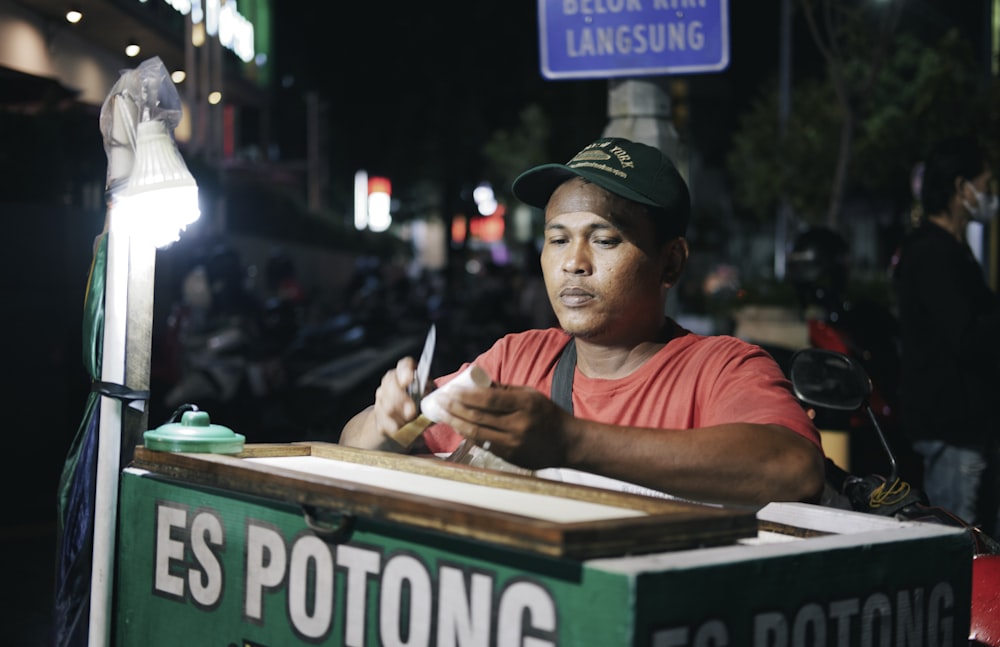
[[539, 0, 729, 80]]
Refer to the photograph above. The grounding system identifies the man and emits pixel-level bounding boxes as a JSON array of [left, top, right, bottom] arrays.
[[341, 137, 825, 507], [894, 134, 1000, 533]]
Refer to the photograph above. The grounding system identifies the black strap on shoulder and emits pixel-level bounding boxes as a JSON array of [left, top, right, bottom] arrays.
[[551, 337, 576, 414]]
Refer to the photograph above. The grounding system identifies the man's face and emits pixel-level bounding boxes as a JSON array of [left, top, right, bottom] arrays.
[[541, 177, 679, 343]]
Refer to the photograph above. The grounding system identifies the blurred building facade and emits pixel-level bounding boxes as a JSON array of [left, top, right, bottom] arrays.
[[0, 0, 364, 322], [0, 0, 272, 162], [0, 0, 283, 536]]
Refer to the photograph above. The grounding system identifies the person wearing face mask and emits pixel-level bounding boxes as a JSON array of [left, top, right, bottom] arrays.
[[894, 134, 1000, 533]]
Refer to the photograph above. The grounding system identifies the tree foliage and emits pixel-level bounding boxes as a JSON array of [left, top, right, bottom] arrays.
[[481, 103, 551, 203], [727, 2, 989, 229], [855, 29, 986, 207], [727, 75, 840, 224]]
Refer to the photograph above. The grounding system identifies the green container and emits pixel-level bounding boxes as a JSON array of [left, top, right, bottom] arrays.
[[143, 410, 245, 454]]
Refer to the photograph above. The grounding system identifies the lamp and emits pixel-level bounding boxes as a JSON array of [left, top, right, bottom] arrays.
[[87, 57, 200, 644], [125, 39, 140, 57], [116, 119, 200, 248], [65, 6, 82, 23]]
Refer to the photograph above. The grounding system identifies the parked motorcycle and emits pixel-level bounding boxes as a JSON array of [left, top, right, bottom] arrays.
[[784, 226, 919, 480], [789, 347, 1000, 646]]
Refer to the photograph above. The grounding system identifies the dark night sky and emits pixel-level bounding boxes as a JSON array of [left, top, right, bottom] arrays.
[[269, 1, 988, 212]]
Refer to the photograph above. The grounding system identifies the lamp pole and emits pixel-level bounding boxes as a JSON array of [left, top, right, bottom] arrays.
[[89, 59, 201, 646]]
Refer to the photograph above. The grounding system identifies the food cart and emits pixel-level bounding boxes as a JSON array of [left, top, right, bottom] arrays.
[[113, 442, 972, 646]]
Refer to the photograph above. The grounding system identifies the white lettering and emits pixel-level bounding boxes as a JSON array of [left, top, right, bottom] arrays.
[[288, 535, 334, 640], [652, 620, 729, 646], [497, 580, 557, 647], [791, 603, 826, 646], [694, 620, 729, 646], [754, 611, 788, 646], [667, 21, 686, 50], [860, 593, 892, 645], [689, 21, 704, 49], [244, 523, 287, 621], [652, 626, 690, 647], [380, 554, 433, 647], [743, 586, 955, 645], [188, 511, 224, 608], [148, 503, 962, 646], [828, 599, 860, 647], [152, 506, 570, 644], [438, 568, 494, 645], [563, 0, 643, 14], [896, 588, 923, 646], [564, 21, 703, 58], [928, 582, 954, 645], [337, 544, 382, 647], [154, 504, 187, 598]]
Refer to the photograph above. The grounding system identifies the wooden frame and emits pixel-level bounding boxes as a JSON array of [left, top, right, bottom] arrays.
[[130, 442, 758, 559]]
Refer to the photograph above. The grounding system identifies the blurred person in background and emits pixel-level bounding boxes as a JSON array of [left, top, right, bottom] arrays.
[[340, 137, 826, 506], [893, 134, 1000, 534]]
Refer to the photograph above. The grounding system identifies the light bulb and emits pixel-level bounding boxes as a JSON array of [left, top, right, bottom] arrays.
[[117, 120, 200, 248]]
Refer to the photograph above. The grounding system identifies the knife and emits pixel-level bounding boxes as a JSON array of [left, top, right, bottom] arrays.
[[387, 324, 436, 448]]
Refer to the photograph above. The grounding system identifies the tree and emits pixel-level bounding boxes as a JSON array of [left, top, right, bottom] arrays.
[[727, 75, 840, 225], [728, 3, 988, 230], [799, 0, 904, 228], [854, 28, 987, 208], [482, 103, 551, 201]]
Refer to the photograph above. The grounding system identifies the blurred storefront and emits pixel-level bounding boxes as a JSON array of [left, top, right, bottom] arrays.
[[0, 0, 271, 163]]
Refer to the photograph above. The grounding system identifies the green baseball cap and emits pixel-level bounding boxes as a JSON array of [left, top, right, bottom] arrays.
[[512, 137, 690, 236]]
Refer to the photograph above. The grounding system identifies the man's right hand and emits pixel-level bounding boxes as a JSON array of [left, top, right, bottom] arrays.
[[340, 356, 420, 450]]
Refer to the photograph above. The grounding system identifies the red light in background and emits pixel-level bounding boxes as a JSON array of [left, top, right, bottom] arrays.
[[470, 215, 504, 242], [451, 215, 467, 243], [368, 176, 391, 195], [223, 105, 235, 159]]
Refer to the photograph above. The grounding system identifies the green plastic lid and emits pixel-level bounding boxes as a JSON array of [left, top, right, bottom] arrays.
[[144, 410, 245, 454]]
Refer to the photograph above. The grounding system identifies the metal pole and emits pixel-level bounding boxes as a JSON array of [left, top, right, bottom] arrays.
[[986, 0, 998, 290], [775, 0, 793, 281], [779, 0, 792, 129], [89, 210, 128, 646]]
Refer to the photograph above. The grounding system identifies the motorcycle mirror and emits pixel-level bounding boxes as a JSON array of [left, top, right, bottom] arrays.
[[789, 347, 899, 483], [789, 348, 873, 411]]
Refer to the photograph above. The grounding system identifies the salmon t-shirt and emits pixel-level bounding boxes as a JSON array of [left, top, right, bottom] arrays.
[[421, 324, 822, 455]]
